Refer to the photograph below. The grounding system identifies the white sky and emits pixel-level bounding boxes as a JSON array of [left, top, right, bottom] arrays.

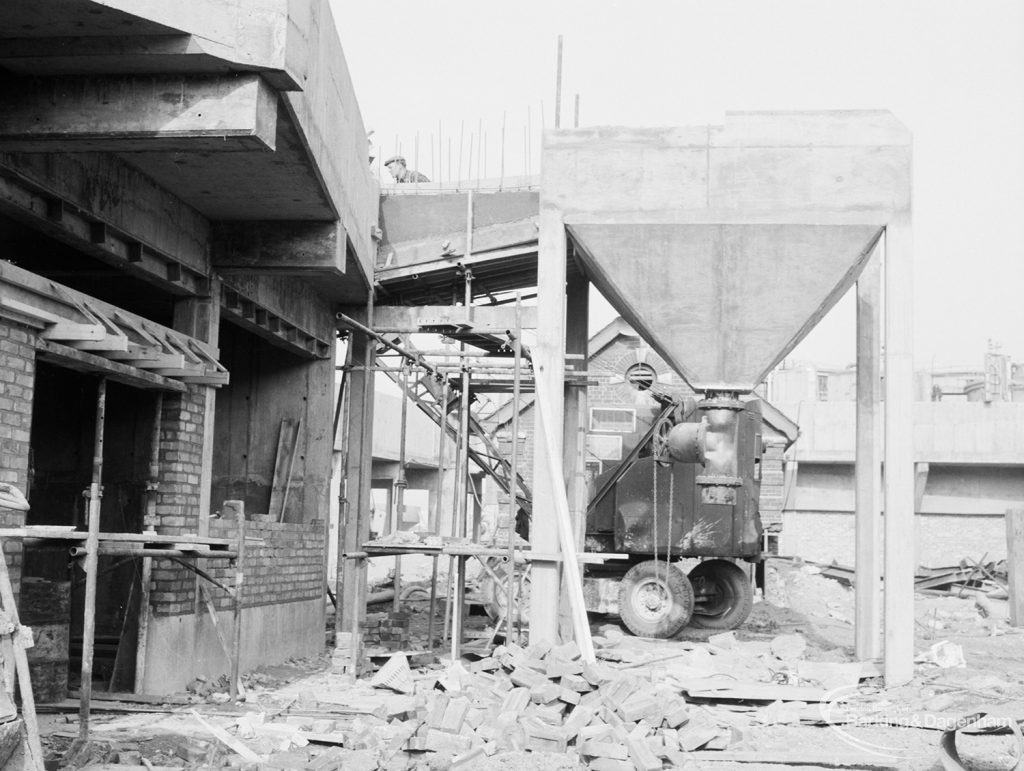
[[334, 0, 1024, 370]]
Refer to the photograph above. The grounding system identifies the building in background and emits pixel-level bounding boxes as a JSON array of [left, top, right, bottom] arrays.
[[768, 348, 1024, 567]]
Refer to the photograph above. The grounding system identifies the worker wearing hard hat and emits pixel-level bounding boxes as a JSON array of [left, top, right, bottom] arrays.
[[384, 156, 430, 183]]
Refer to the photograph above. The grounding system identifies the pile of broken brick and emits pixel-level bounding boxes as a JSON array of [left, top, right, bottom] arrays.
[[376, 637, 733, 770]]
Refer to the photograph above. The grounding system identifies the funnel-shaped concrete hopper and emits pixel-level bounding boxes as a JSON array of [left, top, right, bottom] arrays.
[[543, 112, 911, 393], [570, 223, 882, 392]]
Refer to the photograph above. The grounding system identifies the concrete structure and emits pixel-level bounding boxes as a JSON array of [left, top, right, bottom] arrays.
[[535, 112, 914, 681], [778, 400, 1024, 566], [768, 351, 1024, 405], [0, 0, 376, 693]]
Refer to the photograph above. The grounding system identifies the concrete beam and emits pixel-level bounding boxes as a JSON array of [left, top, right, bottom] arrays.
[[212, 221, 366, 302], [0, 163, 207, 296], [0, 74, 277, 152], [0, 34, 300, 91], [0, 151, 210, 275], [369, 304, 538, 334], [219, 274, 334, 359]]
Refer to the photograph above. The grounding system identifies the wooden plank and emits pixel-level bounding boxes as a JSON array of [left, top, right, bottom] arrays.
[[369, 304, 539, 334], [70, 335, 131, 353], [198, 584, 234, 671], [534, 364, 594, 663], [854, 252, 882, 660], [679, 681, 829, 702], [36, 340, 188, 393], [39, 322, 105, 342], [0, 527, 253, 547], [684, 751, 897, 768], [269, 419, 301, 523], [0, 261, 219, 361], [0, 296, 63, 325], [1006, 509, 1024, 626], [0, 537, 46, 770], [883, 218, 915, 686]]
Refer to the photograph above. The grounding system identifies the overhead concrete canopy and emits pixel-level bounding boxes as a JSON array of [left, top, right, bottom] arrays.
[[543, 111, 912, 392]]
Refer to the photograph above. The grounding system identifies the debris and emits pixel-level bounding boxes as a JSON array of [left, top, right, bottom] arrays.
[[369, 653, 414, 693], [676, 678, 832, 703], [918, 641, 967, 669], [190, 709, 263, 763], [770, 632, 808, 661], [685, 750, 900, 768], [939, 711, 1024, 771]]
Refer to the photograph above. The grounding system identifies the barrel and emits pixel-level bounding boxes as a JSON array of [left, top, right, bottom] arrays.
[[19, 578, 71, 703]]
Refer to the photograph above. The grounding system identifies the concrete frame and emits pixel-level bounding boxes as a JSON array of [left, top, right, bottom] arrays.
[[533, 112, 914, 683], [0, 0, 378, 695]]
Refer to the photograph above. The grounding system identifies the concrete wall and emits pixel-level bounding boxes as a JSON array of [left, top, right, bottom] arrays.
[[371, 391, 444, 466], [780, 400, 1024, 465], [213, 323, 334, 524], [141, 597, 322, 694], [780, 511, 1011, 568]]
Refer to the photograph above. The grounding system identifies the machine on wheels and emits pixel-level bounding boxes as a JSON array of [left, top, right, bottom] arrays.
[[583, 394, 764, 638]]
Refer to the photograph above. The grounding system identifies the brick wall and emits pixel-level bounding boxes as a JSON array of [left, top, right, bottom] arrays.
[[149, 385, 208, 615], [0, 320, 35, 594], [205, 518, 326, 611], [759, 441, 787, 530]]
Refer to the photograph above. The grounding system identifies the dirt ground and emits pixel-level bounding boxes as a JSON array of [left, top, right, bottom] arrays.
[[31, 559, 1024, 770]]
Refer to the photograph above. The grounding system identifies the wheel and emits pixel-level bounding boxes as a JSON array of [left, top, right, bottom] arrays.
[[688, 559, 753, 630], [618, 560, 694, 638], [479, 558, 530, 627]]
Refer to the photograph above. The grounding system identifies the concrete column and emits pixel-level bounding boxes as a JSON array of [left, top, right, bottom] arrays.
[[338, 307, 376, 632], [883, 218, 915, 685], [530, 204, 567, 643], [559, 271, 589, 639], [854, 252, 882, 660]]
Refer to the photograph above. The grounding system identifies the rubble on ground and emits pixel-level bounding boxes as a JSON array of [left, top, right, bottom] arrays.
[[41, 560, 1024, 770]]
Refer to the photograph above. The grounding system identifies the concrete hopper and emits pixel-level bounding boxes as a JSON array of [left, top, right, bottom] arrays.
[[543, 111, 912, 393], [569, 222, 882, 391]]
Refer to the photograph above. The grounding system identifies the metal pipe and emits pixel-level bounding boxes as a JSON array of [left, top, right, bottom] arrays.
[[393, 364, 410, 614], [506, 294, 523, 644], [229, 500, 245, 700], [79, 376, 106, 741], [427, 379, 449, 651], [333, 340, 355, 650], [451, 194, 474, 660], [554, 35, 564, 129], [135, 390, 162, 693], [70, 546, 238, 559], [441, 379, 462, 647], [351, 297, 375, 676]]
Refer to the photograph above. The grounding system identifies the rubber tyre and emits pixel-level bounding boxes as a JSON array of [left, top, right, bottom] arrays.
[[688, 559, 753, 630], [618, 560, 694, 638], [479, 558, 530, 627]]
